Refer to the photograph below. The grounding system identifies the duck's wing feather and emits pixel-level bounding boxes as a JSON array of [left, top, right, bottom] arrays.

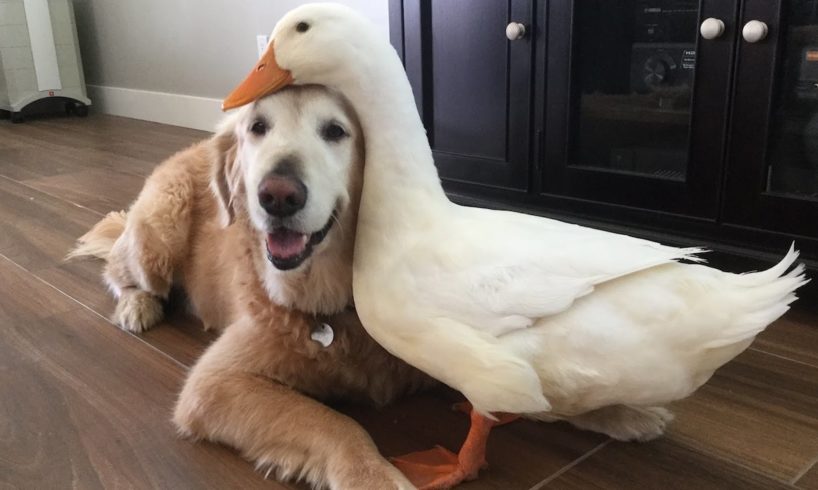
[[414, 207, 705, 337]]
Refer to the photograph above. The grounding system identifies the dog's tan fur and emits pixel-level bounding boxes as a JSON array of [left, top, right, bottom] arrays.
[[71, 86, 432, 489]]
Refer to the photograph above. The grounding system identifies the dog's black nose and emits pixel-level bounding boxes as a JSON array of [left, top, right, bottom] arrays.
[[258, 175, 307, 217]]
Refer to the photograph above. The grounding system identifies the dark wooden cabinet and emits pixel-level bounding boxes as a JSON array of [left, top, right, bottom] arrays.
[[540, 0, 738, 218], [723, 0, 818, 239], [395, 0, 533, 190], [390, 0, 818, 263]]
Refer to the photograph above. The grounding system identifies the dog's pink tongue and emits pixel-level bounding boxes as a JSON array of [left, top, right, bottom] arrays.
[[266, 229, 307, 259]]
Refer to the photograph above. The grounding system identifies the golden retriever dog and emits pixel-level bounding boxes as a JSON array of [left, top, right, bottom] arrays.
[[70, 85, 433, 489]]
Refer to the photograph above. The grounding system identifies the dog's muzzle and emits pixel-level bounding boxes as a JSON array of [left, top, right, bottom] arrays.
[[265, 212, 336, 271]]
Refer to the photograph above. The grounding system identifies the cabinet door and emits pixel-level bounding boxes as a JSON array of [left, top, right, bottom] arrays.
[[540, 0, 738, 217], [722, 0, 818, 239], [396, 0, 533, 191]]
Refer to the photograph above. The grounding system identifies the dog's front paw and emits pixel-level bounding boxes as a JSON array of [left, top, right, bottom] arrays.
[[344, 462, 416, 490], [113, 290, 164, 333], [332, 455, 416, 490]]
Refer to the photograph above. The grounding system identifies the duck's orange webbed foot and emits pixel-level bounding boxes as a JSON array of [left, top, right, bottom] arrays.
[[391, 445, 484, 489], [391, 406, 520, 489]]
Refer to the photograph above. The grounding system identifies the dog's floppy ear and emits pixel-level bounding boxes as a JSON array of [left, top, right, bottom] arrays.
[[210, 116, 243, 228]]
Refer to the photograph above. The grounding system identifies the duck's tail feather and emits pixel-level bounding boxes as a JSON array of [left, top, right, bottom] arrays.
[[66, 210, 127, 261], [676, 246, 709, 263], [731, 243, 804, 287], [705, 244, 808, 349]]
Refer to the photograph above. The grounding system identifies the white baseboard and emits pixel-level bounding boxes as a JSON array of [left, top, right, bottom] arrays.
[[86, 84, 224, 132]]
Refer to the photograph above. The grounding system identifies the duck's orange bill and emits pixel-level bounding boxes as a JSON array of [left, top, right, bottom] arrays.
[[222, 42, 294, 111]]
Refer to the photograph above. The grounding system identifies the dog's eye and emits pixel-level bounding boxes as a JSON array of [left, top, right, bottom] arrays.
[[321, 122, 347, 142], [296, 21, 310, 33], [250, 120, 268, 136]]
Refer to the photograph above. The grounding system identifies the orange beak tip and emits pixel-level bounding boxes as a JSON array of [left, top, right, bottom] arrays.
[[221, 42, 294, 112]]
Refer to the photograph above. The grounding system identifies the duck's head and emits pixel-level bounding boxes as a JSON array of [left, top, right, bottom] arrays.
[[223, 3, 379, 111]]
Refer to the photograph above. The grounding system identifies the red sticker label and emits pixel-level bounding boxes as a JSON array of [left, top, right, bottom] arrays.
[[48, 90, 54, 96]]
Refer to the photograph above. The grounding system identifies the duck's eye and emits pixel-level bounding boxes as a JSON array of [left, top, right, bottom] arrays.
[[296, 21, 310, 33], [321, 122, 348, 142], [250, 119, 268, 136]]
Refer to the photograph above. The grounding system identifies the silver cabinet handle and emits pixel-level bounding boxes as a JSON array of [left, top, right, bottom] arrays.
[[506, 22, 526, 41], [700, 18, 725, 40], [742, 20, 769, 43]]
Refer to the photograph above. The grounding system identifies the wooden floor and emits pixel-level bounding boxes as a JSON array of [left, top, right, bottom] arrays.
[[1, 113, 817, 490]]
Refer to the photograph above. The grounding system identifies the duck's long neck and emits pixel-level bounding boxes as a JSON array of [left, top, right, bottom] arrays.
[[334, 42, 448, 228]]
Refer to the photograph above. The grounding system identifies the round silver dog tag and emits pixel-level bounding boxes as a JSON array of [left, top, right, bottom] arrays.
[[311, 323, 334, 347]]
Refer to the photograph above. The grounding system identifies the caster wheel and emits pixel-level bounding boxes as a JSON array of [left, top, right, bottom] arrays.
[[66, 102, 89, 118], [10, 112, 24, 123]]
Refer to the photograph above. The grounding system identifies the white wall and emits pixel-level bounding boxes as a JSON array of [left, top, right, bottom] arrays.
[[71, 0, 389, 130]]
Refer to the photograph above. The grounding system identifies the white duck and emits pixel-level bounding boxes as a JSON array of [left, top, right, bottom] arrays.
[[222, 4, 808, 489]]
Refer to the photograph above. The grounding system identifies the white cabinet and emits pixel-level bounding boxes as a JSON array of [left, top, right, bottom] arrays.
[[0, 0, 91, 121]]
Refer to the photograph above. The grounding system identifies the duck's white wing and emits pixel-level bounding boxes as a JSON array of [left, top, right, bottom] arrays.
[[413, 206, 705, 337]]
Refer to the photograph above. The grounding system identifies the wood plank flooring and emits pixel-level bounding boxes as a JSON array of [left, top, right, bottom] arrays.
[[1, 113, 817, 489]]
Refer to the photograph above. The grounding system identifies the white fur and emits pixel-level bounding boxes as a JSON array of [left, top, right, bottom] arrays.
[[239, 95, 354, 236], [228, 86, 362, 314]]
